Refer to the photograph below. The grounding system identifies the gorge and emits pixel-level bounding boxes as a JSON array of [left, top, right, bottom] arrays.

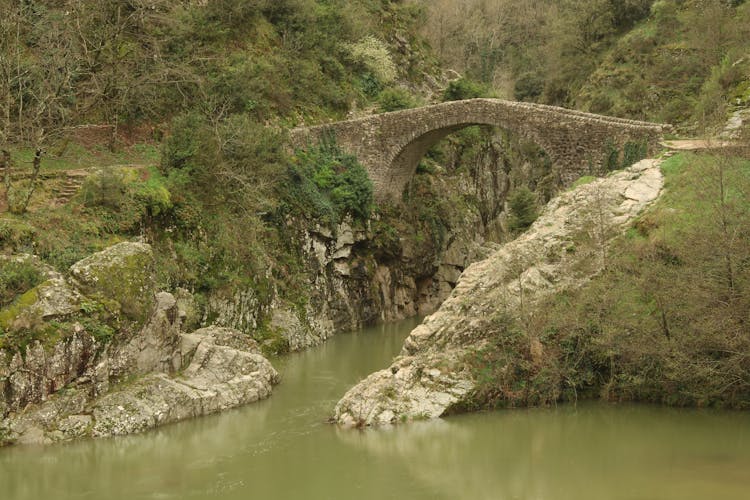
[[1, 0, 749, 498]]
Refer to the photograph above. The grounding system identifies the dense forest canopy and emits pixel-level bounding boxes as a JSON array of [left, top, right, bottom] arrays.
[[0, 0, 432, 150]]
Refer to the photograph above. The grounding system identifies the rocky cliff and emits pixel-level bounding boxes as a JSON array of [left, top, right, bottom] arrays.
[[334, 158, 665, 426], [203, 137, 516, 353]]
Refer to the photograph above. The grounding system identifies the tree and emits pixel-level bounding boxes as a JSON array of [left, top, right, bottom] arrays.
[[507, 187, 538, 232], [0, 2, 78, 212], [443, 78, 488, 101]]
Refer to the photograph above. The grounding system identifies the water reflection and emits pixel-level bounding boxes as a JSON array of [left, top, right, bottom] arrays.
[[337, 404, 750, 500]]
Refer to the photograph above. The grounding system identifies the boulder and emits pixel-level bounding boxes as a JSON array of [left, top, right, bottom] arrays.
[[70, 242, 155, 321], [90, 327, 279, 438]]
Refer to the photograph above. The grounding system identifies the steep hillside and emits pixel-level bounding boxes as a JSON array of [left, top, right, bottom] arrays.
[[577, 0, 750, 133], [415, 0, 750, 133]]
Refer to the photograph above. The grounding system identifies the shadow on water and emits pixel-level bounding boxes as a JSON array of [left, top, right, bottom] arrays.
[[1, 317, 749, 500]]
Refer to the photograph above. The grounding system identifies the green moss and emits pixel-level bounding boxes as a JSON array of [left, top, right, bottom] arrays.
[[74, 246, 154, 324], [570, 176, 596, 189], [0, 286, 40, 330]]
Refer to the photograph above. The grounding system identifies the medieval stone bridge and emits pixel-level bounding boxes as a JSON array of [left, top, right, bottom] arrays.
[[290, 98, 669, 201]]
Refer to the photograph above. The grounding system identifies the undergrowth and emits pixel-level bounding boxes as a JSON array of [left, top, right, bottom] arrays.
[[467, 152, 750, 410]]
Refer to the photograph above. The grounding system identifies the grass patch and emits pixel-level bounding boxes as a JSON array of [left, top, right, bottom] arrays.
[[659, 153, 687, 178], [570, 175, 596, 189], [8, 142, 160, 174]]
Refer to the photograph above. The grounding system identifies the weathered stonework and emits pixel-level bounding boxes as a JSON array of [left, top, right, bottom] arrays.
[[290, 98, 669, 200]]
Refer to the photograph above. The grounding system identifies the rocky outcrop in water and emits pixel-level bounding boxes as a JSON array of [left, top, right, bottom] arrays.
[[334, 159, 665, 426], [89, 326, 278, 439], [0, 243, 278, 446]]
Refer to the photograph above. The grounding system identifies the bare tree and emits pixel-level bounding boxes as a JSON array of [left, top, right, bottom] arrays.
[[0, 2, 81, 212]]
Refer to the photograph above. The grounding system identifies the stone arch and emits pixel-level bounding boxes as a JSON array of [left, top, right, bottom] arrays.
[[383, 121, 559, 199], [289, 99, 669, 202]]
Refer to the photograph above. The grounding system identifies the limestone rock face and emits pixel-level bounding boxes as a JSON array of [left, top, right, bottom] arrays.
[[0, 332, 100, 417], [270, 303, 334, 352], [205, 287, 264, 335], [70, 241, 155, 321], [334, 159, 665, 426], [298, 220, 372, 336], [108, 291, 183, 378]]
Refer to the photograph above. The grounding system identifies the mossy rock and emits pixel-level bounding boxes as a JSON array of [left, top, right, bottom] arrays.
[[0, 287, 40, 331], [69, 242, 155, 323], [0, 276, 83, 330], [0, 255, 86, 352]]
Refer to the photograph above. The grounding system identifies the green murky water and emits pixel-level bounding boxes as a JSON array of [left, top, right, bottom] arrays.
[[1, 318, 749, 500]]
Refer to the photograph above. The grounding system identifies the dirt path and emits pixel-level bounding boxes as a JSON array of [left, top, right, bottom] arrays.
[[661, 139, 741, 151]]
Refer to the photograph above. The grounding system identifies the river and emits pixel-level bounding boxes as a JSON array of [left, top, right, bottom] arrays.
[[1, 318, 749, 500]]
